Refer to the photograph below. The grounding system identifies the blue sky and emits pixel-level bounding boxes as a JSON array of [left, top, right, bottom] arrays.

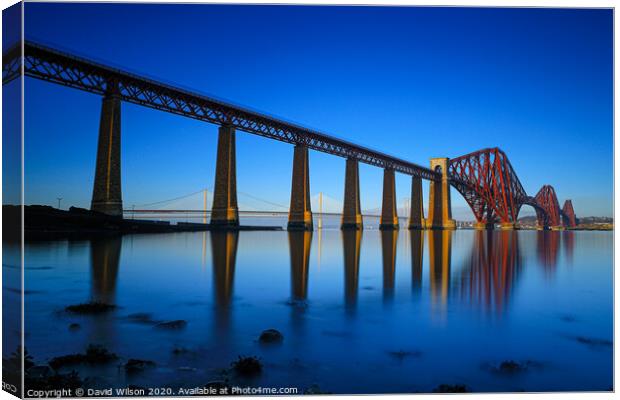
[[18, 4, 613, 218]]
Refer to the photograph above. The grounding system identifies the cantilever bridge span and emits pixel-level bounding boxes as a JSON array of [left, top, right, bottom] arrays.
[[448, 148, 576, 229], [3, 41, 576, 230]]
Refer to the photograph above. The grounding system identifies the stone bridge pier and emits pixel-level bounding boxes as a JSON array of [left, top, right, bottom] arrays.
[[288, 145, 313, 231], [379, 168, 399, 230], [408, 176, 426, 229], [211, 125, 240, 227], [91, 91, 123, 216], [427, 158, 456, 230], [341, 158, 363, 230]]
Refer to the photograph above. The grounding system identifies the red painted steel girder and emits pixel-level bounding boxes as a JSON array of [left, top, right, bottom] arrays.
[[521, 196, 549, 226], [448, 148, 527, 224], [561, 200, 577, 228], [534, 185, 562, 227]]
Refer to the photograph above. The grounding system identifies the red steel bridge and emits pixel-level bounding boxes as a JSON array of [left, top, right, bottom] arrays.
[[3, 41, 577, 230], [448, 148, 577, 229]]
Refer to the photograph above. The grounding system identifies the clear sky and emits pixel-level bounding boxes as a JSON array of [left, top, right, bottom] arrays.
[[19, 4, 613, 219]]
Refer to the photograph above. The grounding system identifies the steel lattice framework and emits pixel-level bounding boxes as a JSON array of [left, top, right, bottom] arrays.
[[533, 185, 562, 227], [560, 200, 577, 228], [2, 41, 438, 180], [448, 148, 528, 224], [448, 148, 574, 228]]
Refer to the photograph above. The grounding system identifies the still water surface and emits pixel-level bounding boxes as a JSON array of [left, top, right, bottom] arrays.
[[15, 227, 614, 393]]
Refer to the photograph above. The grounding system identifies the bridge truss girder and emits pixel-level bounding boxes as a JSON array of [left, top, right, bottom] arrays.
[[533, 185, 562, 227], [2, 41, 438, 180], [448, 148, 576, 229], [561, 199, 577, 228], [448, 148, 527, 224]]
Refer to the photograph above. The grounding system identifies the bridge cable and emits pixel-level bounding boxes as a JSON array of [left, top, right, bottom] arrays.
[[133, 188, 211, 209]]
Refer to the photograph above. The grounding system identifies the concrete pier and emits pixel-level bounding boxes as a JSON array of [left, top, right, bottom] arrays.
[[91, 93, 123, 216], [427, 158, 456, 230], [408, 176, 426, 229], [211, 125, 239, 227], [341, 158, 363, 230], [288, 145, 313, 231], [379, 169, 399, 230]]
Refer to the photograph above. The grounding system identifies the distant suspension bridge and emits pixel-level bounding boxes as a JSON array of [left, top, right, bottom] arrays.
[[125, 188, 419, 225]]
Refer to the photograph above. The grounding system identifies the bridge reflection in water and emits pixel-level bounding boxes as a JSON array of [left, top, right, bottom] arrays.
[[563, 230, 575, 264], [536, 230, 561, 275], [90, 237, 122, 305], [410, 231, 424, 293], [289, 231, 313, 302], [84, 229, 573, 321], [211, 231, 239, 308], [88, 236, 122, 344], [429, 231, 452, 312], [210, 231, 239, 341], [342, 230, 362, 311], [458, 231, 522, 316], [381, 230, 399, 303]]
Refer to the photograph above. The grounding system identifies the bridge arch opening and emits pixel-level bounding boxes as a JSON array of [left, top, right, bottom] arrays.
[[517, 203, 548, 229], [447, 182, 494, 228]]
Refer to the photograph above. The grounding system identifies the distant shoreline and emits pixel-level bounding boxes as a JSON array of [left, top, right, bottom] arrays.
[[2, 205, 612, 244], [2, 205, 282, 242]]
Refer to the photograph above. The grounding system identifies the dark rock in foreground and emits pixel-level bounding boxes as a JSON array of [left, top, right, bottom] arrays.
[[49, 344, 118, 370], [231, 356, 262, 376], [154, 320, 187, 330], [68, 323, 81, 331], [387, 350, 423, 361], [125, 312, 160, 325], [259, 329, 284, 344], [482, 359, 544, 375], [124, 359, 156, 373], [433, 384, 469, 393], [172, 346, 191, 355], [576, 336, 613, 348], [65, 301, 117, 315], [499, 360, 522, 373], [559, 314, 577, 322]]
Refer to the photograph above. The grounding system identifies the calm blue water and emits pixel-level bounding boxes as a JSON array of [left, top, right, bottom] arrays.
[[12, 228, 614, 393]]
